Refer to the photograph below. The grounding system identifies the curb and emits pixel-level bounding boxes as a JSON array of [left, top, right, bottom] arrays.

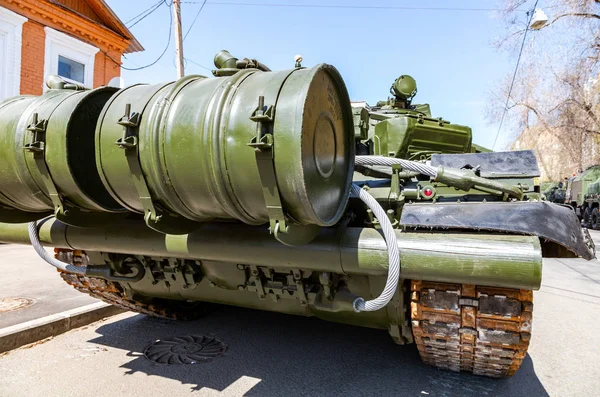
[[0, 302, 125, 353]]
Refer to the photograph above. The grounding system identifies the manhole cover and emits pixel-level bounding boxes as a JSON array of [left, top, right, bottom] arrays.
[[144, 335, 227, 364], [0, 297, 35, 313]]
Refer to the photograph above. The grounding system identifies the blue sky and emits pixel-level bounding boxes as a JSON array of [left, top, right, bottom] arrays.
[[105, 0, 531, 149]]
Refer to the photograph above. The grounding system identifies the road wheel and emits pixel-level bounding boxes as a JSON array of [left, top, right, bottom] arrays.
[[583, 207, 591, 228], [592, 208, 599, 230]]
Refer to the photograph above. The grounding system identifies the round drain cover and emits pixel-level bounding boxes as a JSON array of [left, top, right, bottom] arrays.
[[0, 297, 35, 313], [144, 335, 227, 364]]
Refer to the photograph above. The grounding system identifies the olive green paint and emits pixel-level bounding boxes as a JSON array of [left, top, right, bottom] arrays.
[[566, 165, 600, 207], [95, 65, 354, 231], [373, 116, 472, 160], [352, 75, 473, 160], [0, 219, 542, 290], [0, 86, 121, 224]]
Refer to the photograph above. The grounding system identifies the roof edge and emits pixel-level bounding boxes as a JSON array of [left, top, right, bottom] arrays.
[[91, 0, 144, 53]]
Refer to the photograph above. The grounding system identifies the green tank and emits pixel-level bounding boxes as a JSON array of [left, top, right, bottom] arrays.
[[0, 51, 593, 379]]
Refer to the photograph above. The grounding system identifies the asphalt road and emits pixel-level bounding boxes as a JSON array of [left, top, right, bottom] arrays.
[[0, 233, 599, 397]]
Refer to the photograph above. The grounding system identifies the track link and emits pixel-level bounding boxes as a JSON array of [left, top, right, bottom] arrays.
[[56, 249, 207, 321], [410, 280, 533, 378]]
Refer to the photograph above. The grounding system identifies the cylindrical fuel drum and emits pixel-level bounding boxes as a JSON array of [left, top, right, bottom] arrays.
[[96, 64, 354, 228], [0, 86, 122, 222]]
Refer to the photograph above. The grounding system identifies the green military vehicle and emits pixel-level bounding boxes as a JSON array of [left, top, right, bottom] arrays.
[[565, 166, 600, 227], [0, 51, 593, 378], [541, 181, 566, 204], [582, 176, 600, 229]]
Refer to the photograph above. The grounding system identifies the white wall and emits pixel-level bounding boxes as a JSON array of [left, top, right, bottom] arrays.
[[0, 6, 26, 102], [44, 27, 98, 89]]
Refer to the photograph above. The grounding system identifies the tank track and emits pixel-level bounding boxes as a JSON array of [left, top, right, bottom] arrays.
[[56, 249, 206, 321], [410, 280, 533, 378], [56, 250, 533, 377]]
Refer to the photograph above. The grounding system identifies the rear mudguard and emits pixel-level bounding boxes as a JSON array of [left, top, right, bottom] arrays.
[[400, 201, 595, 260]]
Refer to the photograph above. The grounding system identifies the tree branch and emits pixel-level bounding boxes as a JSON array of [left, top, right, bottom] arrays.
[[541, 13, 600, 30], [512, 101, 579, 161], [560, 97, 600, 126], [556, 124, 600, 135]]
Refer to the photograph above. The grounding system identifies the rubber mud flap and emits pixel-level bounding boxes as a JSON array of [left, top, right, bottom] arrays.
[[400, 201, 595, 260]]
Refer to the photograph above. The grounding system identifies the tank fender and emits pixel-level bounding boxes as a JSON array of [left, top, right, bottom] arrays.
[[400, 201, 595, 260]]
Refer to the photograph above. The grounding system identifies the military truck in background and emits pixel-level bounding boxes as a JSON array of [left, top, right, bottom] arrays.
[[582, 174, 600, 229], [565, 165, 600, 227]]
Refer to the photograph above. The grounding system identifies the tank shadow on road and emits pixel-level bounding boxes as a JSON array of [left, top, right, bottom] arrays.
[[90, 306, 549, 397]]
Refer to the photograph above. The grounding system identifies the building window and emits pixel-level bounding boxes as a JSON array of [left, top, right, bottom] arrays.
[[58, 55, 85, 84], [44, 27, 98, 89], [0, 6, 27, 102]]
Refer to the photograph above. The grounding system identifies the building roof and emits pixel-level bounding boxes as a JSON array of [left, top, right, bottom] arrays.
[[50, 0, 143, 53]]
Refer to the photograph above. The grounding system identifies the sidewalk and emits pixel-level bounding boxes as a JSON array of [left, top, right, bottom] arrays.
[[0, 244, 98, 329]]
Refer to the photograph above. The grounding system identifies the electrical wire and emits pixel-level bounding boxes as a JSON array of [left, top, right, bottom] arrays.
[[180, 1, 506, 12], [492, 0, 539, 150], [125, 0, 163, 24], [183, 0, 208, 42], [126, 0, 165, 28], [184, 57, 212, 71], [115, 1, 516, 75], [103, 5, 174, 71]]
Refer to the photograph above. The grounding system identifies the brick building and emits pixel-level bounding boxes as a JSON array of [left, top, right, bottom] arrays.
[[0, 0, 142, 101]]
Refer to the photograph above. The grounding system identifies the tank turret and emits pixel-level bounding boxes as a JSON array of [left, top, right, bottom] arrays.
[[355, 74, 473, 159]]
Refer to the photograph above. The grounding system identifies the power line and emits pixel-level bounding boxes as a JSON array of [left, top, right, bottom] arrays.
[[180, 1, 506, 12], [126, 0, 165, 28], [125, 0, 163, 25], [103, 4, 174, 71], [183, 0, 208, 42], [184, 57, 212, 71], [492, 0, 539, 150]]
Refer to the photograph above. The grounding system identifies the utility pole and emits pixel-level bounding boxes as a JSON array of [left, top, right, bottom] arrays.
[[173, 0, 184, 78]]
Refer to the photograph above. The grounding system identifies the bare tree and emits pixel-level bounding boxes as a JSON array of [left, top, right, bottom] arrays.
[[489, 0, 600, 180]]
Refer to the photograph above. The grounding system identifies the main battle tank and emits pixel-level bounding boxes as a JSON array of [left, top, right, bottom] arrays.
[[0, 51, 594, 378]]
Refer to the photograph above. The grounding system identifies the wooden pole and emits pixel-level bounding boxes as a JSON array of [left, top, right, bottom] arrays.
[[173, 0, 184, 78]]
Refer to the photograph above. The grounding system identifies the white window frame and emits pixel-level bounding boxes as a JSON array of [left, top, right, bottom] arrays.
[[44, 27, 98, 89], [0, 6, 27, 102]]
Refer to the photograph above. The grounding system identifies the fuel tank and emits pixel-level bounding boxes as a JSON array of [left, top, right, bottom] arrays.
[[0, 86, 121, 224], [0, 64, 355, 234], [95, 65, 354, 229]]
